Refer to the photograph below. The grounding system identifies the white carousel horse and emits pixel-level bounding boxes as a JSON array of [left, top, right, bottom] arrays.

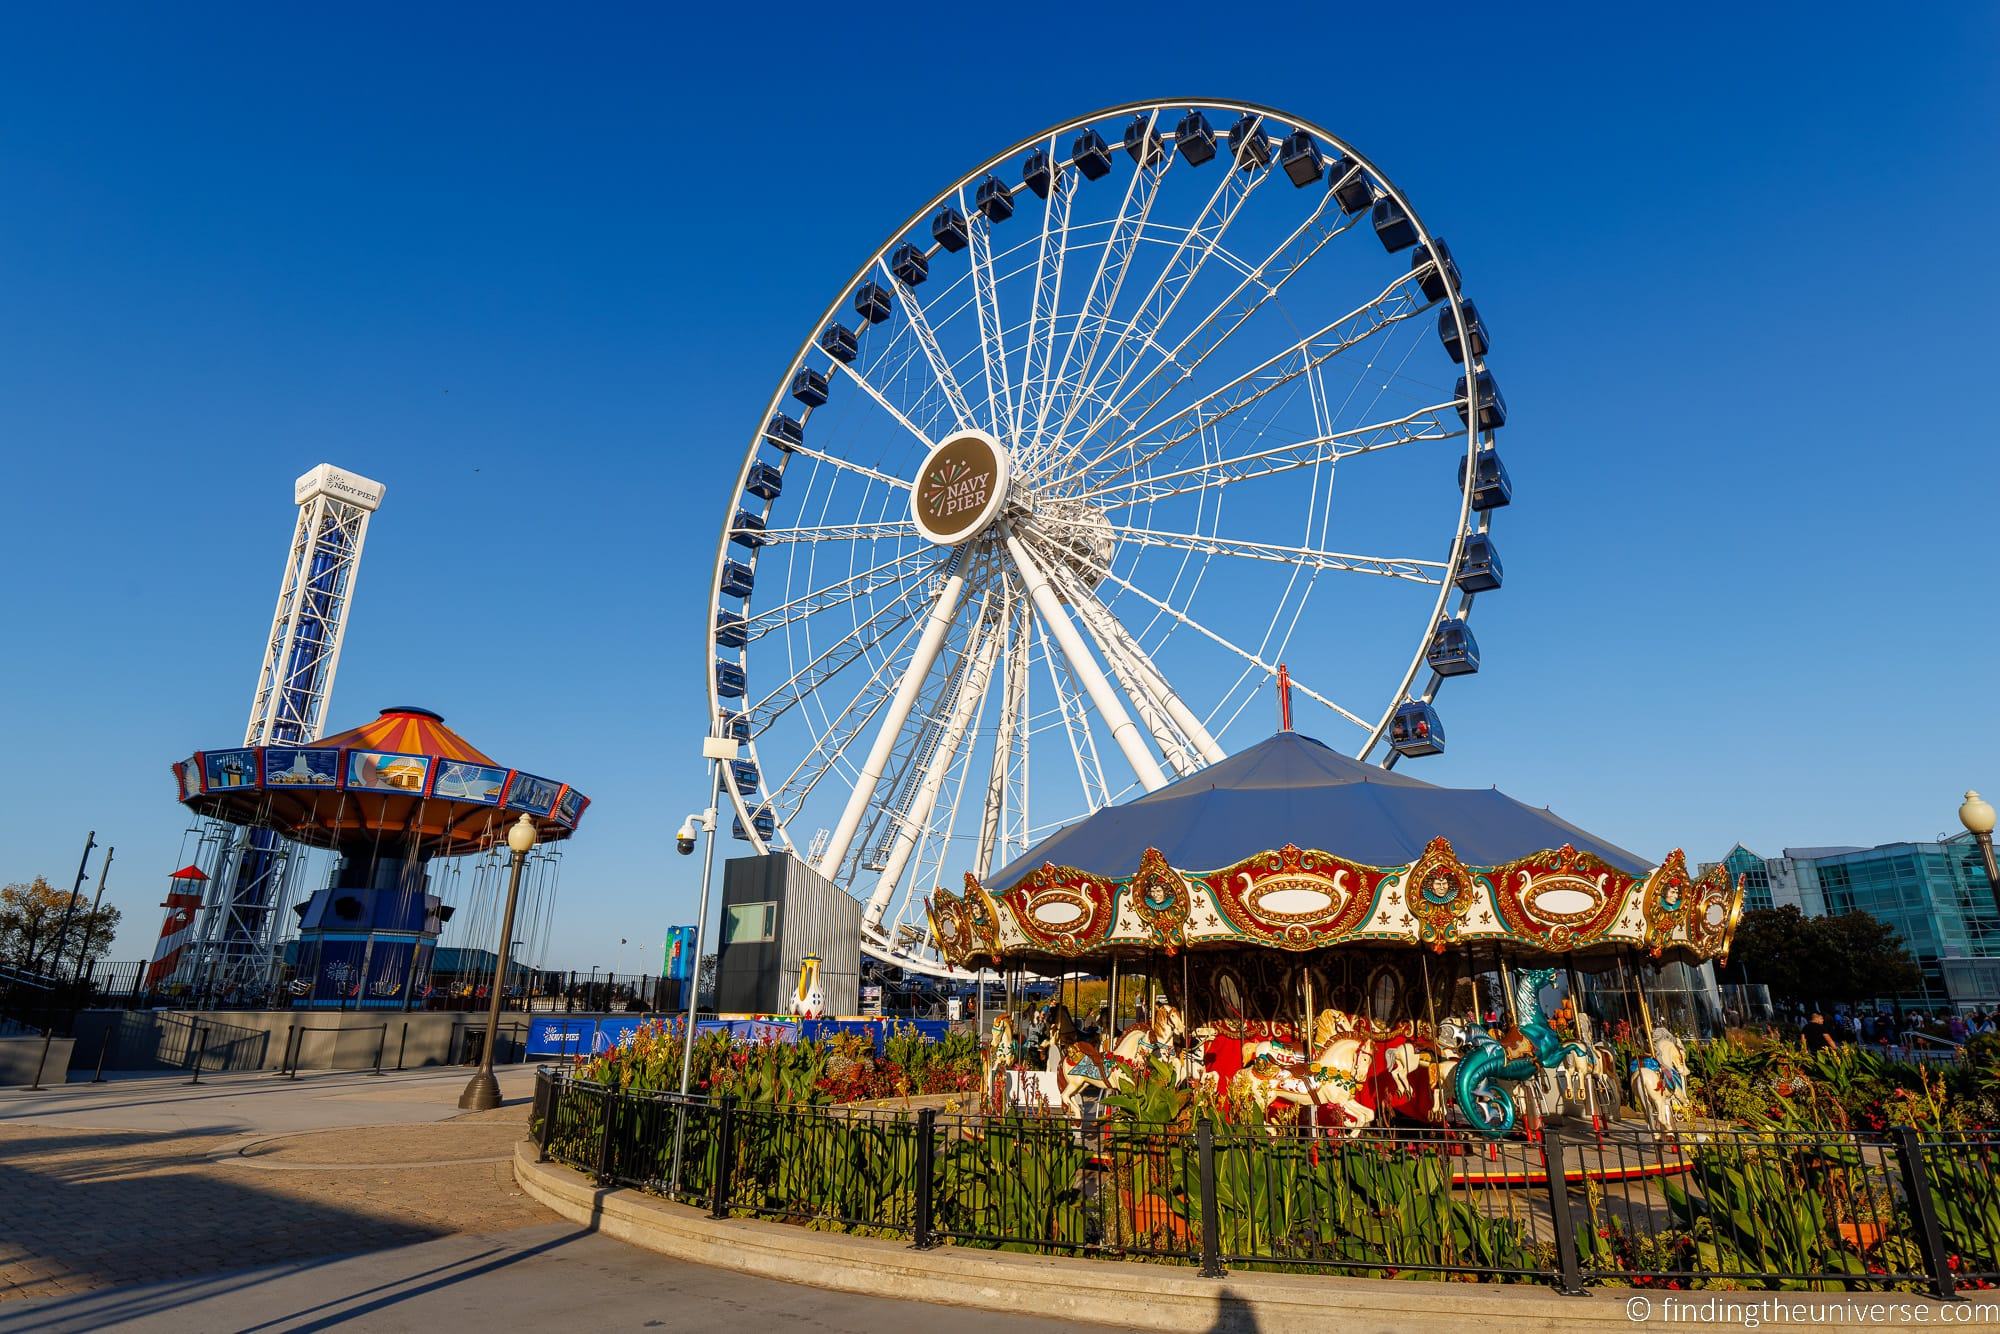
[[1231, 1010, 1377, 1136], [1045, 1003, 1113, 1116], [985, 1012, 1018, 1104], [1104, 1000, 1187, 1087], [1630, 1026, 1692, 1134]]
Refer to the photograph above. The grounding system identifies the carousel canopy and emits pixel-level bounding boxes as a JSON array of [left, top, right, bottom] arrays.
[[927, 732, 1741, 970], [172, 706, 588, 858]]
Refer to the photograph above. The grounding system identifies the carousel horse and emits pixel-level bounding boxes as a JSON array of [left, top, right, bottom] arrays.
[[1044, 1002, 1112, 1115], [1231, 1010, 1377, 1135], [1105, 999, 1187, 1086], [1630, 1027, 1692, 1134], [985, 1012, 1019, 1104], [1451, 967, 1591, 1139]]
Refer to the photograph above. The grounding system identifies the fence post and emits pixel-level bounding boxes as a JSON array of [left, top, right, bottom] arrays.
[[1894, 1125, 1956, 1299], [369, 1024, 386, 1076], [536, 1072, 556, 1163], [1541, 1127, 1588, 1295], [1195, 1118, 1225, 1278], [595, 1084, 615, 1185], [91, 1027, 111, 1083], [396, 1022, 408, 1072], [187, 1026, 208, 1085], [912, 1107, 937, 1249], [711, 1095, 737, 1219]]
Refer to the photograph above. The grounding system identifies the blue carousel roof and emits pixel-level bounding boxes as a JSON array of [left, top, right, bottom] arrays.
[[986, 731, 1649, 890]]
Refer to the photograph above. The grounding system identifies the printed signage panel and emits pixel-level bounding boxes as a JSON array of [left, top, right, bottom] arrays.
[[527, 1017, 594, 1058]]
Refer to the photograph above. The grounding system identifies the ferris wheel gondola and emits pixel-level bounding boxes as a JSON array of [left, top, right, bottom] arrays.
[[706, 99, 1510, 973]]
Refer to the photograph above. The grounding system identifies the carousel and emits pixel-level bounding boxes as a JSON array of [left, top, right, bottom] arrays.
[[928, 722, 1742, 1146]]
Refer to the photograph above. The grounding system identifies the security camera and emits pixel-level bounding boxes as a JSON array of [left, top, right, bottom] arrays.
[[675, 817, 697, 856]]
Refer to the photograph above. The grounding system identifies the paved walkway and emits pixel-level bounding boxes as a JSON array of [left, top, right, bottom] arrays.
[[0, 1066, 1101, 1331]]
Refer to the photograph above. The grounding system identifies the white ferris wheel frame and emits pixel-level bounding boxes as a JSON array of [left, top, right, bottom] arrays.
[[704, 98, 1498, 974]]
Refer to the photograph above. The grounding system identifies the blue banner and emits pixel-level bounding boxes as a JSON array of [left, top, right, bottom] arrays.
[[663, 925, 696, 982], [526, 1016, 594, 1057], [593, 1016, 647, 1053]]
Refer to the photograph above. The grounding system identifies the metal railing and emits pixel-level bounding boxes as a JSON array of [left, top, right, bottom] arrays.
[[535, 1069, 1987, 1295]]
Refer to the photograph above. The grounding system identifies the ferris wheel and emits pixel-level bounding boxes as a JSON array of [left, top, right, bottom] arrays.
[[707, 99, 1509, 973]]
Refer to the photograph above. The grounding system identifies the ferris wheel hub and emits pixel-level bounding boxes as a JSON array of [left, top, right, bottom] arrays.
[[911, 429, 1012, 546]]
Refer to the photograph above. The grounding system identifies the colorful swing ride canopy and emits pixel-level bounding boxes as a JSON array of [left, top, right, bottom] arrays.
[[172, 707, 588, 858], [927, 732, 1742, 970]]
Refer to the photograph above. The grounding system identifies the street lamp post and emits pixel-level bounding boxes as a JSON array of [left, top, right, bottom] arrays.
[[1959, 791, 2000, 917], [459, 814, 539, 1111], [678, 734, 737, 1097]]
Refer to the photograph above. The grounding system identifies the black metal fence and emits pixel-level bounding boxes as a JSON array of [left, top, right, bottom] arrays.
[[535, 1070, 1990, 1295]]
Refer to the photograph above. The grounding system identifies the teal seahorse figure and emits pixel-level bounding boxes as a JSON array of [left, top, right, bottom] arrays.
[[1451, 966, 1590, 1138]]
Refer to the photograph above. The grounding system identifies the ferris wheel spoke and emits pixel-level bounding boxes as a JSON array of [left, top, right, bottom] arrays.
[[1030, 112, 1172, 471], [882, 259, 976, 433], [740, 547, 935, 642], [1055, 190, 1352, 492], [763, 611, 931, 827], [1015, 149, 1075, 475], [976, 590, 1030, 877], [746, 519, 919, 546], [778, 441, 912, 492], [1071, 268, 1433, 493], [962, 202, 1012, 440], [862, 599, 1001, 932], [741, 576, 934, 730], [1093, 564, 1372, 731], [831, 357, 939, 453], [1080, 402, 1460, 509], [1092, 522, 1445, 584], [1041, 145, 1273, 486]]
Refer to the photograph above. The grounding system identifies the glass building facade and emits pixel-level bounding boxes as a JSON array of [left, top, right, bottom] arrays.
[[1704, 836, 2000, 1009]]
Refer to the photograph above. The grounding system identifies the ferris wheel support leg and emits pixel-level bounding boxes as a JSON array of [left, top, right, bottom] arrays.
[[1002, 529, 1169, 793], [863, 606, 1001, 933], [816, 550, 971, 881], [1062, 568, 1226, 767]]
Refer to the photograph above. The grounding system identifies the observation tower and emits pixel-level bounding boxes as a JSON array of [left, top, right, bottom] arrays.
[[173, 464, 386, 998]]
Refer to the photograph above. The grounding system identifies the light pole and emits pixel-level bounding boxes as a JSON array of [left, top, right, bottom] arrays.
[[71, 846, 114, 986], [678, 733, 737, 1097], [459, 814, 538, 1111], [1958, 791, 2000, 917], [40, 830, 96, 975]]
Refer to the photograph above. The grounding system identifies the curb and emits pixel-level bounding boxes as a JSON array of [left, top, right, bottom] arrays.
[[512, 1141, 1994, 1331]]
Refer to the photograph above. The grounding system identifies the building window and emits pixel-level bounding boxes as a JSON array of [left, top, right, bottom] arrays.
[[722, 901, 776, 945]]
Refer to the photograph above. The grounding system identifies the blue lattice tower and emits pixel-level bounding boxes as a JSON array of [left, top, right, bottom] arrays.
[[178, 465, 386, 999]]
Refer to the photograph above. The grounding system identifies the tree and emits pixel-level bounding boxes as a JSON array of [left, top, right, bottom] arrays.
[[1722, 904, 1922, 1005], [0, 877, 122, 975]]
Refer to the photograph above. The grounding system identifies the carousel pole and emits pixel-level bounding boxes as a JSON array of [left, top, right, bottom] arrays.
[[1108, 953, 1120, 1039], [1567, 952, 1602, 1139], [1302, 966, 1314, 1051]]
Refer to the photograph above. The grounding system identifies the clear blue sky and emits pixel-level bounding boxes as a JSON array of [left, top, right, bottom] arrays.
[[2, 5, 1995, 970]]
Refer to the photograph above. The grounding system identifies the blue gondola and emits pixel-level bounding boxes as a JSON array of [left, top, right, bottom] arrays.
[[1372, 197, 1418, 252], [729, 509, 767, 549], [790, 367, 829, 407], [975, 174, 1014, 222], [1176, 109, 1216, 165], [1228, 113, 1272, 169], [732, 805, 776, 842], [1454, 370, 1507, 432], [1327, 155, 1372, 213], [1072, 128, 1113, 180], [715, 609, 747, 649], [1438, 301, 1489, 365], [720, 559, 756, 599], [854, 281, 893, 325], [714, 660, 747, 699], [745, 461, 783, 501], [1425, 618, 1480, 677], [819, 323, 858, 365], [1022, 147, 1056, 198], [1457, 449, 1513, 511], [719, 710, 752, 742], [729, 758, 760, 791], [932, 205, 969, 252], [890, 242, 929, 287], [764, 412, 804, 451], [1123, 114, 1164, 166], [1389, 700, 1446, 757], [1455, 534, 1503, 593], [1411, 239, 1460, 303], [1280, 130, 1324, 187]]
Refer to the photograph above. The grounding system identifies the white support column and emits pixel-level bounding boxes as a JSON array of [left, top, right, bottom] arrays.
[[864, 603, 1000, 932], [1002, 528, 1168, 792], [1067, 583, 1194, 775], [816, 549, 970, 878], [1065, 574, 1227, 766], [975, 591, 1026, 878]]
